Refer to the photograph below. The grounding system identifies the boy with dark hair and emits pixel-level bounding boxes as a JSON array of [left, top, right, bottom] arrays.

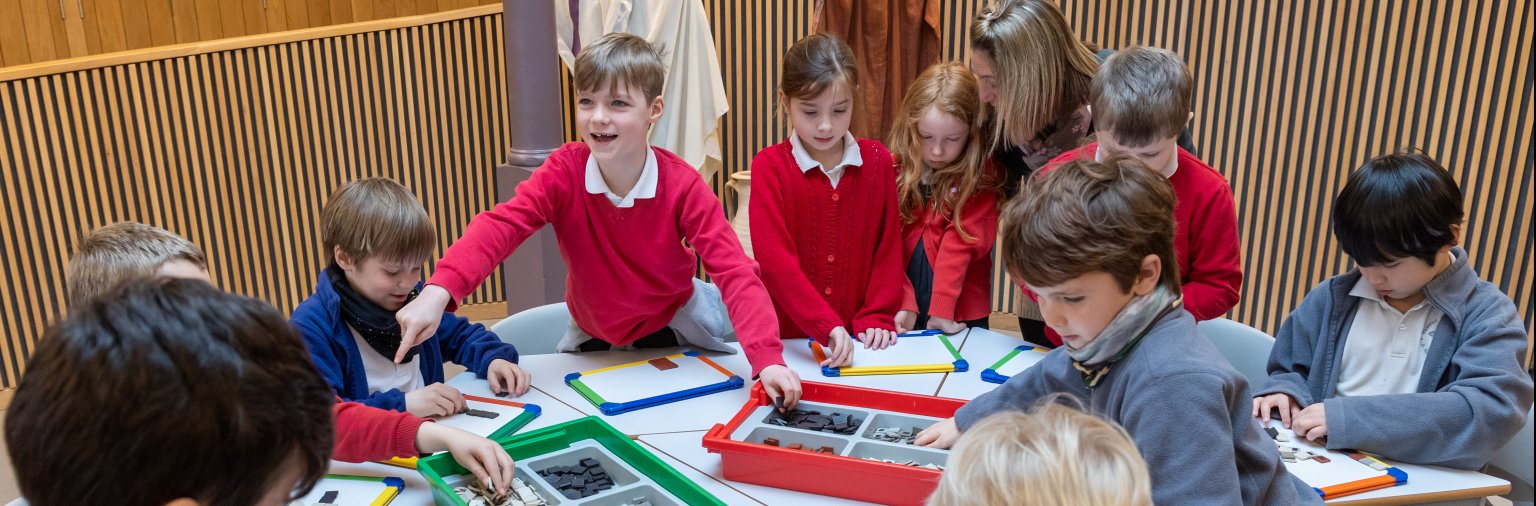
[[1254, 151, 1533, 469], [7, 278, 333, 506], [916, 157, 1315, 505], [1040, 46, 1242, 344], [293, 177, 528, 416]]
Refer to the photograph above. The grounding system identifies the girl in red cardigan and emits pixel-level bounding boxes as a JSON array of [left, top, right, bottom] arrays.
[[750, 34, 904, 368], [888, 63, 1002, 335]]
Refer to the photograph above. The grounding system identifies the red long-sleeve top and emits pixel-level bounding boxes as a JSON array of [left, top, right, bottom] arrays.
[[427, 142, 785, 376], [1031, 144, 1243, 343], [332, 399, 426, 462], [748, 138, 905, 342], [899, 165, 1002, 323]]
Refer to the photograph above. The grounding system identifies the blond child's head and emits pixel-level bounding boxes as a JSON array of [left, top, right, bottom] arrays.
[[322, 177, 437, 311], [573, 32, 667, 172], [888, 62, 993, 241], [928, 399, 1152, 506], [67, 222, 210, 306], [1092, 46, 1195, 176]]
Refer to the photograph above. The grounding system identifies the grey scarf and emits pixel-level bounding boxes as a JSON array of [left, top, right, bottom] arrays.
[[1068, 284, 1182, 387]]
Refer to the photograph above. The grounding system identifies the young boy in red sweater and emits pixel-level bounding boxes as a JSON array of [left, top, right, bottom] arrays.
[[61, 222, 516, 494], [1038, 46, 1242, 345], [749, 34, 905, 368], [394, 33, 803, 405]]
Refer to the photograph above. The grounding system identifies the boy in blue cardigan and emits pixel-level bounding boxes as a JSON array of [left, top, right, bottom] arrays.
[[1254, 151, 1532, 469], [293, 178, 529, 416]]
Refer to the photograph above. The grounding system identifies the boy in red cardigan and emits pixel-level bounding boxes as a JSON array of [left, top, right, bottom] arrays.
[[395, 33, 803, 405], [750, 34, 905, 367], [1037, 46, 1242, 346]]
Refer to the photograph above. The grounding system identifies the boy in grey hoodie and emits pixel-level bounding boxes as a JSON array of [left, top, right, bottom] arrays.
[[916, 157, 1317, 505], [1254, 151, 1532, 469]]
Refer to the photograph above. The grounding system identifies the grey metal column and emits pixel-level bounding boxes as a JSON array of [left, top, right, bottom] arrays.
[[497, 0, 567, 314]]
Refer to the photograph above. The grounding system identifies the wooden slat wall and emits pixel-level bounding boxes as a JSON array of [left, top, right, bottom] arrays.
[[0, 8, 511, 389], [3, 0, 1530, 388], [696, 0, 1531, 340], [0, 0, 499, 68]]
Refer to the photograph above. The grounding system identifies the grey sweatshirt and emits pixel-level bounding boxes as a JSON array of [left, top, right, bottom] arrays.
[[956, 309, 1319, 505], [1257, 247, 1533, 469]]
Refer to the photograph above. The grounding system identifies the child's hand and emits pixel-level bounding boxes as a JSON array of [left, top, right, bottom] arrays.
[[914, 417, 961, 449], [821, 327, 856, 367], [395, 285, 453, 363], [894, 310, 917, 334], [1291, 403, 1328, 441], [1251, 393, 1301, 428], [405, 383, 467, 418], [486, 359, 531, 397], [758, 365, 803, 410], [857, 327, 897, 350], [415, 423, 515, 495], [926, 316, 967, 334]]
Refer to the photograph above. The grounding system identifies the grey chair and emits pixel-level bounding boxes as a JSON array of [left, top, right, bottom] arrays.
[[489, 302, 571, 356], [1196, 317, 1276, 388]]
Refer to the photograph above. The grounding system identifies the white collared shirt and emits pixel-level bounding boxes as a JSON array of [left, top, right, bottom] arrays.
[[350, 325, 425, 395], [789, 131, 863, 189], [585, 147, 659, 208], [1333, 263, 1448, 397]]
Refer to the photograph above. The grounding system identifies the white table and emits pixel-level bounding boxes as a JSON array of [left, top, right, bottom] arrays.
[[936, 327, 1036, 400], [320, 337, 1512, 506]]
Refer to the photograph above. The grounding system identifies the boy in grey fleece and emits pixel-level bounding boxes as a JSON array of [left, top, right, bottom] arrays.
[[915, 157, 1317, 505], [1255, 152, 1532, 469]]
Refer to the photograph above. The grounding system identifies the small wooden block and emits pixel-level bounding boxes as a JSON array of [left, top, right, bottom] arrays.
[[648, 357, 679, 370], [464, 408, 500, 419], [319, 491, 339, 503], [788, 443, 803, 450], [763, 438, 780, 446], [818, 446, 834, 453], [1313, 456, 1331, 463]]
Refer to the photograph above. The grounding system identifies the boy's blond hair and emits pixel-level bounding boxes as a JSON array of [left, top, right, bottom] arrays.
[[67, 222, 207, 306], [322, 178, 437, 267], [928, 399, 1153, 506], [574, 33, 667, 102], [1092, 46, 1194, 147]]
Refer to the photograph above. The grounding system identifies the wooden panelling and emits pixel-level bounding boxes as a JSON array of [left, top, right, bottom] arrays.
[[0, 0, 500, 67], [695, 0, 1530, 342], [2, 1, 1531, 388], [0, 7, 510, 388]]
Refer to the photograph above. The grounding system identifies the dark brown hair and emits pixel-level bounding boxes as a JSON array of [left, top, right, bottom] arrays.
[[1000, 157, 1181, 294]]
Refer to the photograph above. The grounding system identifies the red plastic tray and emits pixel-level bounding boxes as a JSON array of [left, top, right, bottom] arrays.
[[701, 381, 966, 505]]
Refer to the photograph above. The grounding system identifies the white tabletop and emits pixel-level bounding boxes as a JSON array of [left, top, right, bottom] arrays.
[[317, 334, 1511, 506], [936, 327, 1029, 400]]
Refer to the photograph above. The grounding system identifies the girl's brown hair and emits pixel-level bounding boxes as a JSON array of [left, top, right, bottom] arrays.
[[970, 0, 1099, 148], [778, 33, 860, 118], [888, 62, 996, 241]]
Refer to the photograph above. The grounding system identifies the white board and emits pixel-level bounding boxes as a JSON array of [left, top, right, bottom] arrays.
[[1269, 426, 1391, 488], [292, 475, 399, 505], [573, 354, 733, 405], [993, 347, 1050, 377], [841, 334, 958, 368], [431, 395, 530, 438]]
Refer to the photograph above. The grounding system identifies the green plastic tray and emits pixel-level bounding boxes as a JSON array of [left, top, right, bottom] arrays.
[[417, 416, 724, 505]]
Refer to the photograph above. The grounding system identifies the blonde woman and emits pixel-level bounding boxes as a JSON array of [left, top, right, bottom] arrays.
[[928, 399, 1152, 506]]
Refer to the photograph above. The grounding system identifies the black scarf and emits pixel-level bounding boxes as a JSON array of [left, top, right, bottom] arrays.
[[328, 267, 421, 362]]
